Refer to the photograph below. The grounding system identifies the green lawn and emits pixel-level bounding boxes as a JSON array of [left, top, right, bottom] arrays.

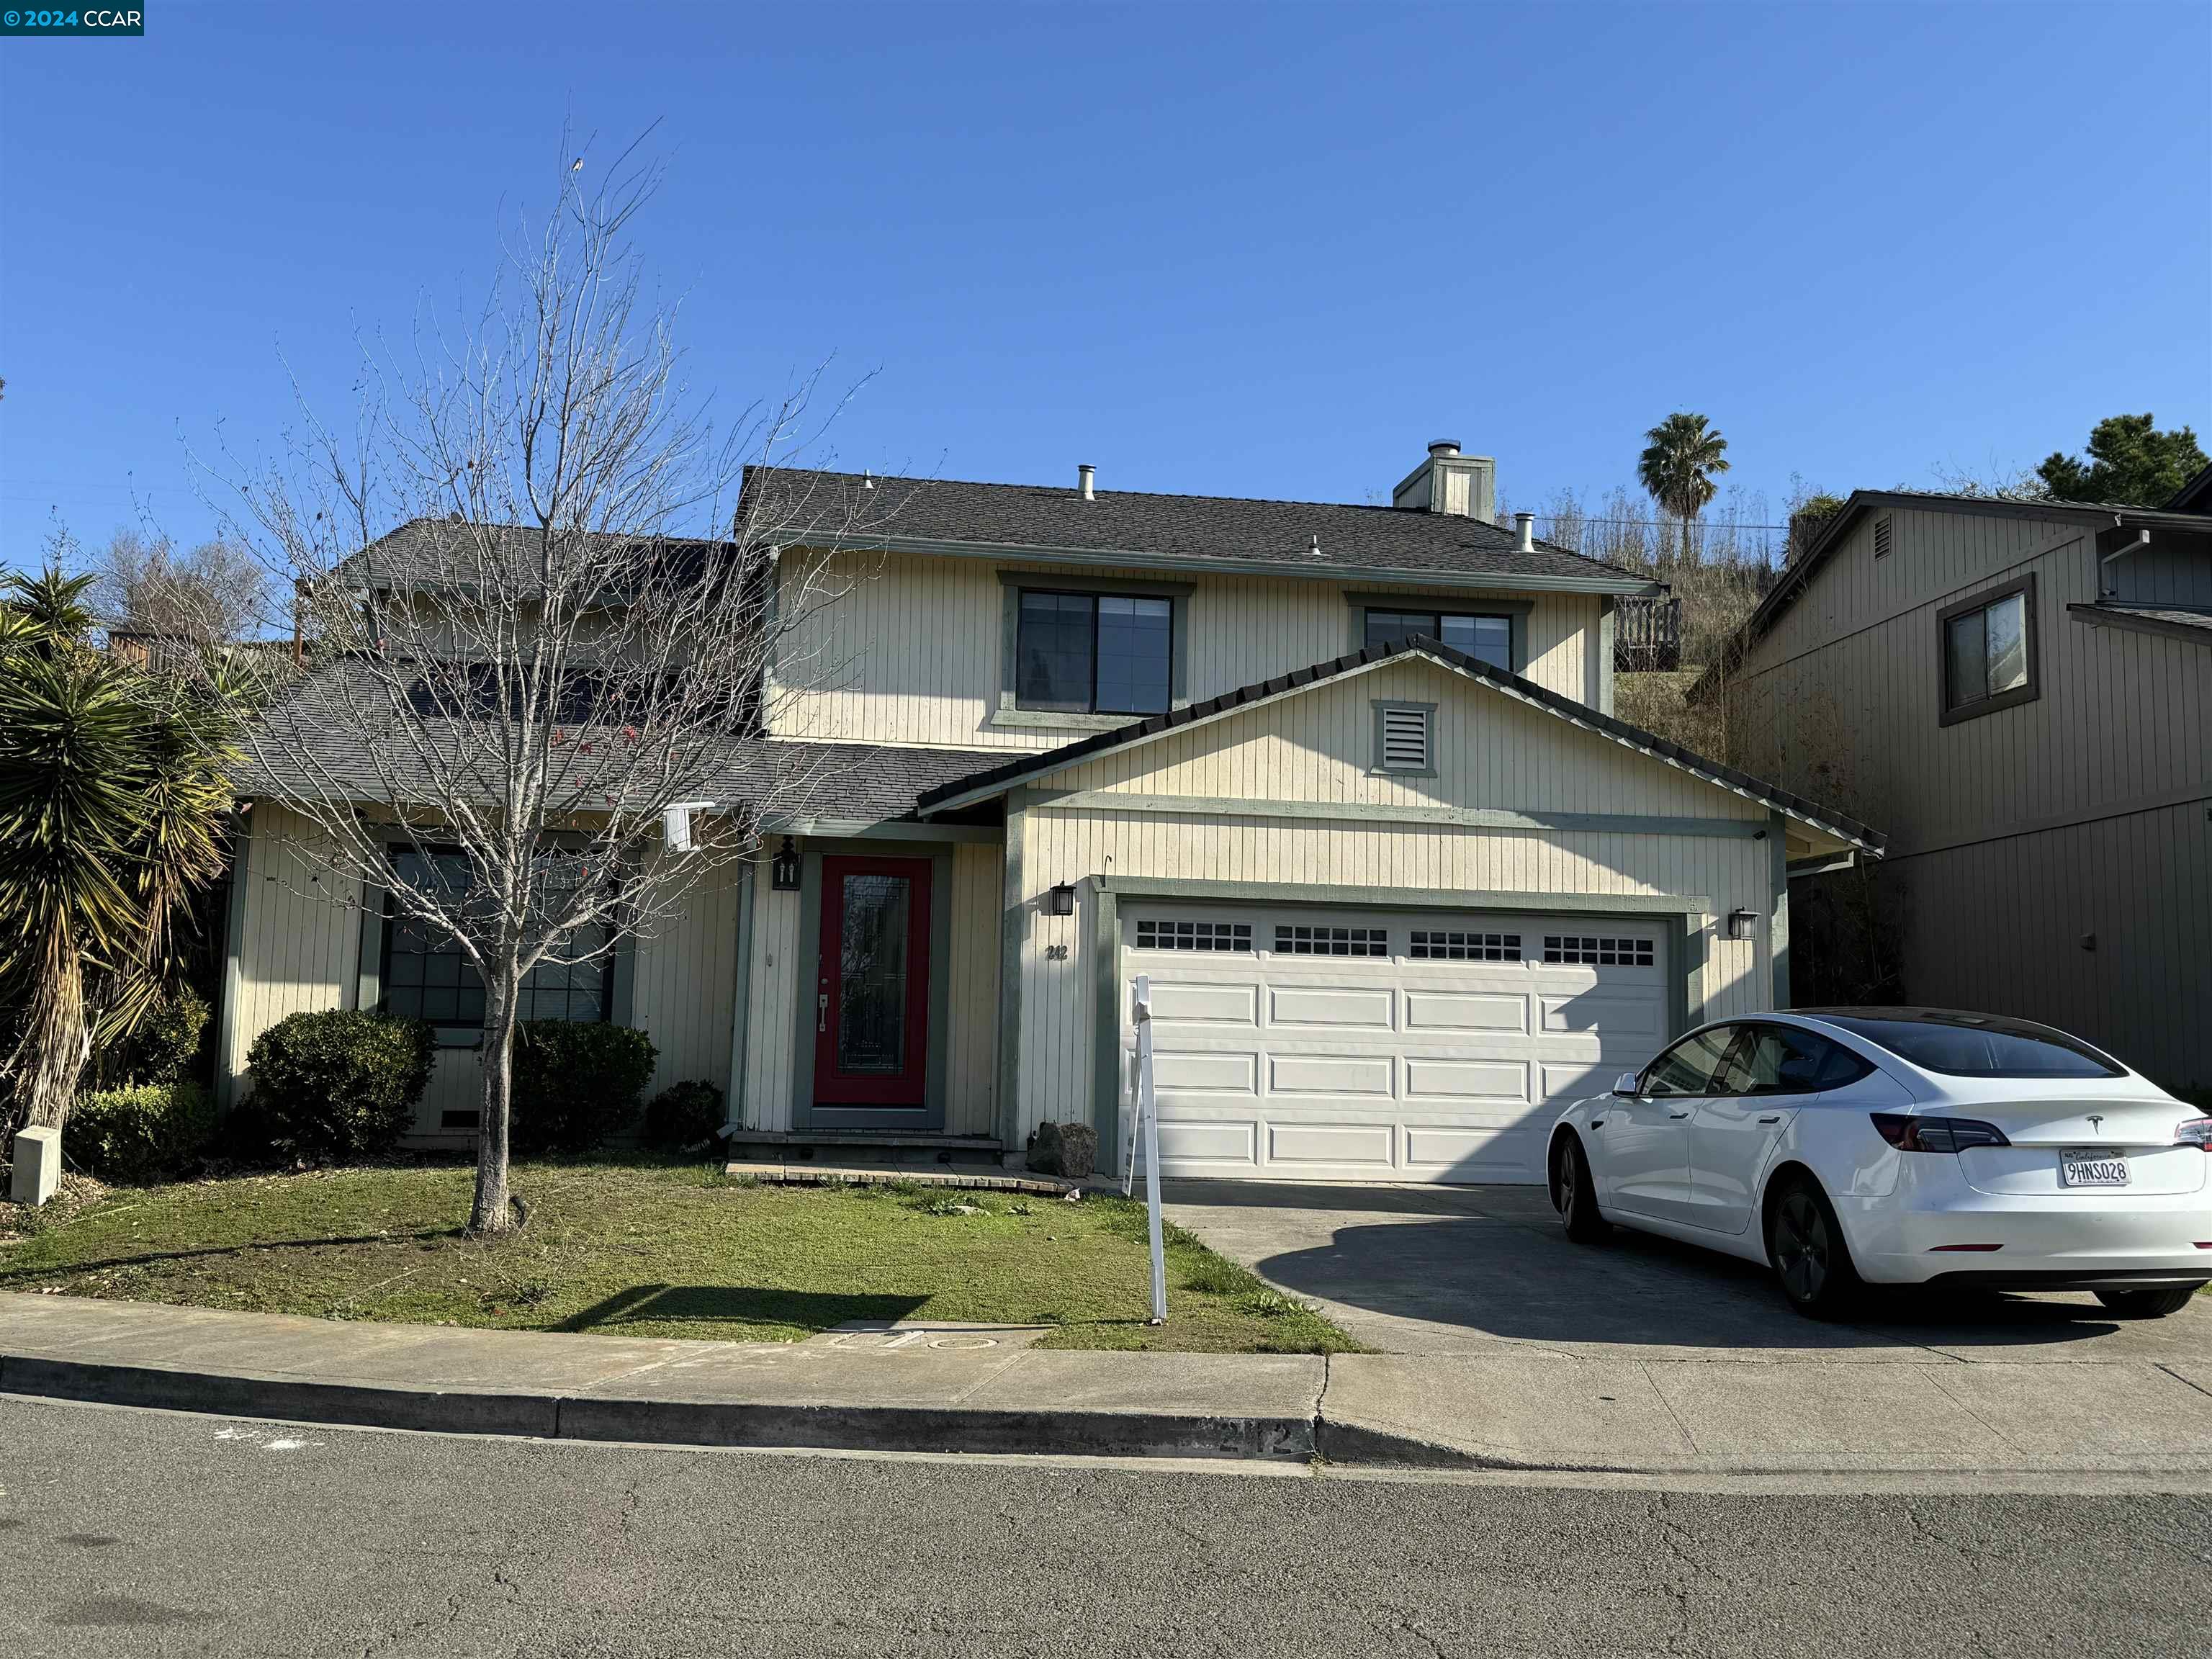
[[0, 1159, 1357, 1354]]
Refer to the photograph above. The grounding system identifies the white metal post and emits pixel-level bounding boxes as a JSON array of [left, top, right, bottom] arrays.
[[1133, 973, 1167, 1325]]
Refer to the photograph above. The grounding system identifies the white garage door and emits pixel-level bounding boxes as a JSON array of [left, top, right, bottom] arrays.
[[1122, 904, 1671, 1184]]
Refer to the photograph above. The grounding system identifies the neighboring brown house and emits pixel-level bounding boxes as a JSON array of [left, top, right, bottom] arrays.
[[1696, 488, 2212, 1100]]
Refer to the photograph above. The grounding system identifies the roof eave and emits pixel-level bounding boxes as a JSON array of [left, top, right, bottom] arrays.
[[917, 639, 1883, 855], [776, 530, 1662, 596]]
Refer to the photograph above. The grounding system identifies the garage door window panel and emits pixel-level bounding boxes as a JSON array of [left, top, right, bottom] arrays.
[[1274, 925, 1389, 957]]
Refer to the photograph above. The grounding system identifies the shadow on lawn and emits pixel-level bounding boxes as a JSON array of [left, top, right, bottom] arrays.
[[556, 1283, 928, 1335], [0, 1229, 463, 1286]]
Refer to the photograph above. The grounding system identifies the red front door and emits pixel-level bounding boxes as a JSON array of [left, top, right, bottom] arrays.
[[814, 855, 932, 1107]]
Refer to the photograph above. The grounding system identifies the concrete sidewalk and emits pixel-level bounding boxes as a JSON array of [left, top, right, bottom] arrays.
[[6, 1292, 2212, 1475]]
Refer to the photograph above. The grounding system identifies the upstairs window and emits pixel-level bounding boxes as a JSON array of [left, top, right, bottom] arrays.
[[1364, 609, 1514, 672], [1015, 590, 1172, 716], [1938, 575, 2038, 726]]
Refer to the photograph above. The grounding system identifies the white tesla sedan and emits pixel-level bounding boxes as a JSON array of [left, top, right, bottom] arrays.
[[1547, 1008, 2212, 1318]]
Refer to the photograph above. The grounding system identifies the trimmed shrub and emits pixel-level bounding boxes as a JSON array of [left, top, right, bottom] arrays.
[[127, 984, 212, 1087], [642, 1080, 724, 1151], [69, 1081, 218, 1183], [246, 1010, 434, 1161], [510, 1022, 658, 1156]]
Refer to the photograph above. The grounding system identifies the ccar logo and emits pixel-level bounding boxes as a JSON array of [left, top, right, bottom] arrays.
[[2087, 1115, 2105, 1135]]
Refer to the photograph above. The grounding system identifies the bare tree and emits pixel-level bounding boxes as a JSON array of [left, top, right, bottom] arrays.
[[89, 529, 273, 649], [204, 136, 884, 1233]]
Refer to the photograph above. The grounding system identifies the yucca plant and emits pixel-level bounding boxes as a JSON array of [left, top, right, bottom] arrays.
[[0, 565, 245, 1143], [1637, 412, 1731, 567]]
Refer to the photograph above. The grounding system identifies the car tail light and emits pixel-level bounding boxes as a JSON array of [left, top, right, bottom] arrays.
[[1870, 1113, 2012, 1153], [2176, 1118, 2212, 1149]]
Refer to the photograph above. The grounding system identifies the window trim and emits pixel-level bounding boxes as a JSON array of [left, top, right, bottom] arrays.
[[995, 570, 1192, 730], [1370, 698, 1438, 777], [1936, 573, 2039, 728], [1345, 592, 1533, 674]]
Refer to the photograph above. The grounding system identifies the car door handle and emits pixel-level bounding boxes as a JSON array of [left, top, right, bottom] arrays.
[[1668, 1110, 1691, 1120], [1758, 1114, 1781, 1125]]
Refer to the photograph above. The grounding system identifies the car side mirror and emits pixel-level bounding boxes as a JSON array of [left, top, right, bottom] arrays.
[[1612, 1071, 1642, 1097]]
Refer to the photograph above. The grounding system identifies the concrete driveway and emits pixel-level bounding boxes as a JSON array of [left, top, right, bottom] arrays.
[[1164, 1180, 2212, 1363]]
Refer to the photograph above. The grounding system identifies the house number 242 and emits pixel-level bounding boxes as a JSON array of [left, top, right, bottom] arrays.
[[1043, 943, 1070, 961]]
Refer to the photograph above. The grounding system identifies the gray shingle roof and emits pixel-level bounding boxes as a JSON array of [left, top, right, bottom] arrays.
[[915, 637, 1884, 854], [335, 521, 727, 590], [737, 467, 1653, 589], [232, 654, 999, 824]]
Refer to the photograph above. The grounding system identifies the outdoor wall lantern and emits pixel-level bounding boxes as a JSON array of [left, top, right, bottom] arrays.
[[770, 836, 802, 891], [1050, 882, 1077, 916], [1725, 907, 1759, 942]]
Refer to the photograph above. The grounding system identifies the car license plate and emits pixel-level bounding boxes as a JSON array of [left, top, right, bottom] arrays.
[[2059, 1148, 2129, 1188]]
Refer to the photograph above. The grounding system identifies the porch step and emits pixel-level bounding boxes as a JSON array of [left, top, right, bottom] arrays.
[[723, 1131, 1005, 1154], [721, 1159, 1079, 1197]]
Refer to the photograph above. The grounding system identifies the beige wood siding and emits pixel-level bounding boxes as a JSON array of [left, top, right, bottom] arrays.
[[740, 856, 805, 1133], [629, 853, 745, 1098], [1007, 656, 1778, 1147], [944, 841, 1004, 1136], [219, 804, 363, 1106], [222, 810, 748, 1129], [770, 552, 1602, 750], [1727, 503, 2211, 1094]]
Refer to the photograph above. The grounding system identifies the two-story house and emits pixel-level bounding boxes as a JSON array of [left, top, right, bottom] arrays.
[[1700, 487, 2211, 1101], [217, 443, 1878, 1185]]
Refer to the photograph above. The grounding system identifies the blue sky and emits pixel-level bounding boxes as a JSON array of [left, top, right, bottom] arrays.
[[3, 0, 2207, 566]]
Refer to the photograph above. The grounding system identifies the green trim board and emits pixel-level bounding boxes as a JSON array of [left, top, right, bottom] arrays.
[[1027, 788, 1772, 838], [1084, 874, 1710, 1171], [1343, 591, 1534, 673], [724, 858, 756, 1128], [766, 817, 1002, 844], [1091, 880, 1120, 1161], [783, 530, 1662, 597], [996, 794, 1028, 1148], [1769, 810, 1791, 1010], [1596, 598, 1616, 716]]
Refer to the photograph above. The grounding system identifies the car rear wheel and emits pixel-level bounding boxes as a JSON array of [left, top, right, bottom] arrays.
[[1765, 1174, 1861, 1319], [1551, 1134, 1609, 1244], [2093, 1286, 2199, 1320]]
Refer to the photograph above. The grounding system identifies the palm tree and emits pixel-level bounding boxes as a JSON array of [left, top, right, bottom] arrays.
[[1637, 413, 1731, 566], [0, 566, 244, 1141]]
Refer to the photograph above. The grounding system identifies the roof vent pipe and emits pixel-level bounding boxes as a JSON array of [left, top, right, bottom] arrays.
[[1429, 439, 1461, 458], [1078, 463, 1095, 501], [1515, 512, 1535, 552]]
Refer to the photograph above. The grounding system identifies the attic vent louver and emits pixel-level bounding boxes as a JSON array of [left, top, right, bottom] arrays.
[[1378, 704, 1432, 773], [1873, 513, 1892, 559]]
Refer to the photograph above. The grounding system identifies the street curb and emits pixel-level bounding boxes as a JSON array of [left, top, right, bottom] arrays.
[[0, 1352, 1321, 1462]]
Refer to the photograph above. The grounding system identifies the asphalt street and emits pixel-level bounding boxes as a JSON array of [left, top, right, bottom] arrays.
[[2, 1394, 2207, 1658]]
